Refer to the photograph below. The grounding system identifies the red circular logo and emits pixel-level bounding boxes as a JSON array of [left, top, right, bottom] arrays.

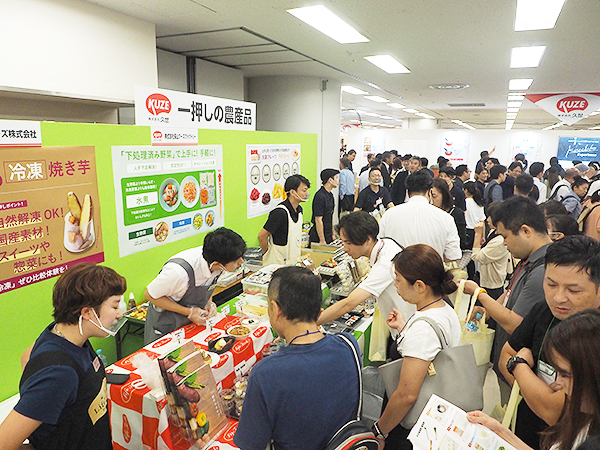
[[232, 338, 251, 354], [146, 93, 171, 116], [556, 96, 588, 113], [253, 326, 268, 338]]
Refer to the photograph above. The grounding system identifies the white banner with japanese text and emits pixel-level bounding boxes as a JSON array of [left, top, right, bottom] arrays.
[[135, 86, 256, 131], [0, 120, 42, 147], [112, 145, 224, 257], [0, 146, 104, 293], [246, 144, 301, 219]]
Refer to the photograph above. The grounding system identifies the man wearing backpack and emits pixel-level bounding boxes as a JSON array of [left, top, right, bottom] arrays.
[[484, 164, 506, 205], [234, 266, 361, 450]]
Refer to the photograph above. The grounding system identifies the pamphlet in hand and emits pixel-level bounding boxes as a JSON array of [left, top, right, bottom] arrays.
[[408, 395, 517, 450]]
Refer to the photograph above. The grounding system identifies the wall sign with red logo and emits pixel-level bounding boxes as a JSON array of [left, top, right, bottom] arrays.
[[150, 127, 198, 146], [135, 86, 256, 132], [525, 93, 600, 126]]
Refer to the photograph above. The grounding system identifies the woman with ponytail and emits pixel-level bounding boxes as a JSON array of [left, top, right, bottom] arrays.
[[371, 244, 461, 449]]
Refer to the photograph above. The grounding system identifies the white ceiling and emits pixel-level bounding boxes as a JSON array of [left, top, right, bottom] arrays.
[[85, 0, 600, 130]]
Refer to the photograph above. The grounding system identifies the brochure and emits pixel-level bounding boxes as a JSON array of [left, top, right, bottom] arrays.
[[408, 395, 517, 450]]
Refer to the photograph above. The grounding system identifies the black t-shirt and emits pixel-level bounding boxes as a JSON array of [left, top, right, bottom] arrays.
[[501, 175, 516, 200], [451, 183, 467, 211], [391, 170, 409, 205], [310, 187, 335, 243], [355, 186, 392, 213], [263, 200, 302, 246], [450, 207, 469, 250], [508, 302, 560, 450]]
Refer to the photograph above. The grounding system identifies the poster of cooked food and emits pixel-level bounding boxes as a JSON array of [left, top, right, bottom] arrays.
[[246, 144, 301, 219], [158, 344, 228, 448], [111, 145, 224, 257], [0, 146, 104, 293]]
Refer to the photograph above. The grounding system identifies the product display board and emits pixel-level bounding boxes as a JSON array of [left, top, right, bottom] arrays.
[[441, 131, 469, 165], [510, 132, 541, 163], [246, 144, 301, 219], [0, 146, 104, 293], [557, 136, 600, 162], [112, 145, 224, 257]]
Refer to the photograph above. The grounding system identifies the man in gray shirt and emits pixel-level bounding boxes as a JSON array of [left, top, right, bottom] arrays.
[[463, 197, 552, 399]]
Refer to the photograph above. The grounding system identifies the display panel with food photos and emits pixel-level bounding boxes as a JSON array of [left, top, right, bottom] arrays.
[[0, 146, 104, 293], [246, 144, 301, 219], [112, 145, 224, 257]]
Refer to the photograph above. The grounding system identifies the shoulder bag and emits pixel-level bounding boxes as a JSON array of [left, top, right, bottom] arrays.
[[378, 316, 483, 428]]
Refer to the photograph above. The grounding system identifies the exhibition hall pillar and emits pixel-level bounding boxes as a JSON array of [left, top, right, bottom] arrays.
[[247, 76, 342, 181]]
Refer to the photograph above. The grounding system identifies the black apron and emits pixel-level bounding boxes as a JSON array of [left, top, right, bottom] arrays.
[[144, 257, 218, 344], [21, 342, 111, 450]]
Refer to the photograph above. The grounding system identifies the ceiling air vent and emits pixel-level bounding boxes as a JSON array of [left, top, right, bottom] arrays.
[[448, 103, 486, 107]]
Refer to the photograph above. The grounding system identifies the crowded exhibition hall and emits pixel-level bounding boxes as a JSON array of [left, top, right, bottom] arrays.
[[2, 1, 600, 450]]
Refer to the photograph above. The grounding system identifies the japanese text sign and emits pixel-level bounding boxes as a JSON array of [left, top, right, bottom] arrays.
[[0, 146, 103, 293], [525, 93, 600, 126], [135, 86, 256, 131], [0, 120, 42, 147], [112, 145, 224, 257]]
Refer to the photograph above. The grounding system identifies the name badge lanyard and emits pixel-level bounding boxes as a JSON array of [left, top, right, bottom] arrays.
[[537, 317, 557, 384], [503, 257, 528, 307]]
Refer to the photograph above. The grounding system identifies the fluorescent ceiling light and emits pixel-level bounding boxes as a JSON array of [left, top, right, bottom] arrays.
[[508, 94, 525, 101], [510, 46, 546, 68], [395, 118, 403, 122], [509, 92, 527, 96], [403, 108, 419, 114], [514, 0, 566, 31], [507, 112, 518, 118], [362, 121, 375, 125], [542, 122, 564, 130], [387, 103, 406, 109], [416, 113, 436, 119], [589, 111, 600, 116], [507, 107, 520, 113], [509, 78, 534, 90], [341, 86, 369, 95], [506, 120, 515, 130], [364, 95, 390, 103], [452, 119, 476, 130], [380, 115, 394, 120], [350, 119, 361, 123], [365, 55, 410, 74], [507, 101, 523, 108], [365, 112, 381, 117], [287, 6, 369, 44]]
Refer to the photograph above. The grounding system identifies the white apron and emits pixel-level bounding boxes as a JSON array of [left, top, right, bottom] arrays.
[[263, 204, 302, 266]]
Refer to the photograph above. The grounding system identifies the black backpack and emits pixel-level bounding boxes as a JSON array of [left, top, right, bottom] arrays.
[[323, 334, 379, 450]]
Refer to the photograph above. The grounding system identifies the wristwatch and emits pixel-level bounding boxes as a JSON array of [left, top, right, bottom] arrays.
[[506, 356, 529, 375], [371, 421, 388, 440]]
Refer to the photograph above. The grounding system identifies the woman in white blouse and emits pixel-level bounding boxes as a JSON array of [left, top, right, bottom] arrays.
[[372, 244, 461, 449]]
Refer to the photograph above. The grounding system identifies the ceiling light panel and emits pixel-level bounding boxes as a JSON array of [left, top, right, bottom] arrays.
[[403, 108, 419, 114], [509, 79, 534, 90], [510, 46, 546, 68], [508, 95, 525, 101], [507, 101, 523, 108], [342, 86, 369, 95], [365, 55, 410, 74], [387, 103, 406, 109], [514, 0, 566, 31], [364, 95, 390, 103], [365, 112, 381, 117], [287, 6, 369, 44], [507, 107, 520, 113]]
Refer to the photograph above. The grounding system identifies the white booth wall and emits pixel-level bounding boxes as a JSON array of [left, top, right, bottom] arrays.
[[345, 127, 600, 173]]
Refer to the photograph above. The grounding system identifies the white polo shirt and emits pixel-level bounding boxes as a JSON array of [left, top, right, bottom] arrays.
[[378, 195, 462, 261], [146, 246, 220, 307], [358, 239, 415, 336]]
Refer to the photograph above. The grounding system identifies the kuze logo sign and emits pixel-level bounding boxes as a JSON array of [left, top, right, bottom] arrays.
[[146, 94, 171, 116], [557, 96, 588, 113]]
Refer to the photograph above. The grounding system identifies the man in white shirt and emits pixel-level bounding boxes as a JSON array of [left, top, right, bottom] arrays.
[[378, 170, 461, 262], [317, 211, 415, 337], [528, 162, 547, 204]]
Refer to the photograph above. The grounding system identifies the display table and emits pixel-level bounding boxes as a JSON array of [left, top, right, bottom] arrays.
[[107, 310, 273, 450]]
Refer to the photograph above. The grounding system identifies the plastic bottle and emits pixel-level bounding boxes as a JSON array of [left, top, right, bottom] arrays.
[[96, 349, 108, 367], [128, 292, 136, 310], [463, 313, 483, 332], [119, 295, 127, 313]]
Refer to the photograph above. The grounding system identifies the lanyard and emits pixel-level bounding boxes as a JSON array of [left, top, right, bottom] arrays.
[[399, 298, 443, 334], [288, 329, 323, 345], [507, 257, 529, 293], [538, 317, 557, 363]]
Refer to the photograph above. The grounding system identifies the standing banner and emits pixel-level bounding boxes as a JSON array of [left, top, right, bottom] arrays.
[[112, 145, 224, 258], [441, 131, 470, 165], [510, 132, 541, 163], [135, 86, 256, 131], [246, 144, 301, 219], [0, 146, 103, 293], [525, 93, 600, 126]]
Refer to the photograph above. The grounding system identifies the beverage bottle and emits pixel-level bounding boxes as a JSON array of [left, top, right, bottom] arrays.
[[96, 349, 108, 367], [464, 313, 483, 332], [128, 292, 136, 310], [119, 295, 127, 313]]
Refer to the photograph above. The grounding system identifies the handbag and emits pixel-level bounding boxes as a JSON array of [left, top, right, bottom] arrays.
[[454, 279, 495, 366], [323, 334, 379, 450], [378, 316, 483, 429], [368, 305, 389, 362]]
